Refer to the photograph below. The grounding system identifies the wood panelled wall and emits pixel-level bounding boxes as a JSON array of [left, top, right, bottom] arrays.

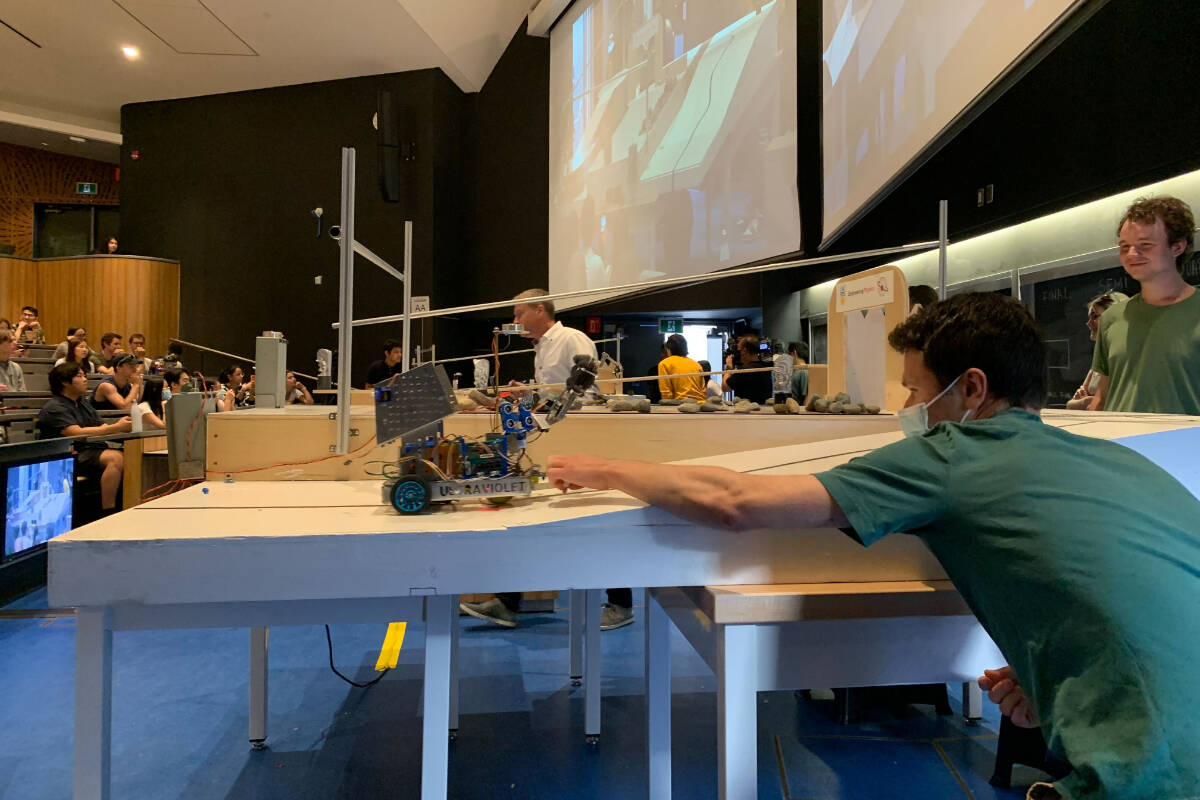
[[0, 143, 120, 258], [0, 255, 179, 354]]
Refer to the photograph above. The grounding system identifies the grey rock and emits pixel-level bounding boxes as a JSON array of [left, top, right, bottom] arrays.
[[700, 402, 726, 412], [841, 403, 863, 415], [631, 397, 652, 413], [607, 399, 634, 412], [813, 398, 828, 413], [659, 398, 683, 406], [677, 402, 701, 413], [733, 400, 758, 414], [786, 397, 803, 415], [834, 391, 852, 404], [828, 401, 844, 414], [865, 404, 881, 415]]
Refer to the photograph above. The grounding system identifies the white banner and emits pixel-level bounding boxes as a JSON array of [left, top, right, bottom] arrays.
[[834, 271, 895, 314]]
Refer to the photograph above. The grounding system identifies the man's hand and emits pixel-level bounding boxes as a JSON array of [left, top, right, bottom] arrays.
[[546, 454, 616, 492], [979, 666, 1039, 728], [108, 417, 133, 434], [0, 383, 7, 393]]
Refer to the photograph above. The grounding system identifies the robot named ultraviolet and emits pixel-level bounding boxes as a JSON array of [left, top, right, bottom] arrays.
[[373, 355, 597, 514]]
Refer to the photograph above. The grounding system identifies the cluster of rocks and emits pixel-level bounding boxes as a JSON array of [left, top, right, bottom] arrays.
[[804, 392, 881, 415], [676, 398, 761, 414], [606, 396, 653, 413]]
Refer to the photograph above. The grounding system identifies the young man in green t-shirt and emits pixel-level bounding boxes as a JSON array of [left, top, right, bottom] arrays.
[[1090, 195, 1200, 414], [548, 293, 1200, 800]]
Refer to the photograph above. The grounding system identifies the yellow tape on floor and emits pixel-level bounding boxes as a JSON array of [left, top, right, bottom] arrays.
[[375, 622, 407, 671]]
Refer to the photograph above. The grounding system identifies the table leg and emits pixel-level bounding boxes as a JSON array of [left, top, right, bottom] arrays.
[[449, 604, 460, 737], [249, 627, 268, 748], [584, 588, 602, 742], [422, 594, 453, 800], [717, 625, 757, 800], [74, 607, 112, 800], [963, 680, 983, 721], [568, 589, 584, 686], [646, 591, 672, 800]]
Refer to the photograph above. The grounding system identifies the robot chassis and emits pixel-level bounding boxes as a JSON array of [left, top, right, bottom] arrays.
[[374, 355, 597, 514]]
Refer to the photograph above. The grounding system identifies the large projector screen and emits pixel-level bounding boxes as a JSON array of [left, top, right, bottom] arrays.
[[821, 0, 1080, 246], [549, 0, 800, 302]]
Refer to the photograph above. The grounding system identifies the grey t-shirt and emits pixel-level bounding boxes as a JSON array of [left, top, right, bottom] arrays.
[[0, 359, 26, 392]]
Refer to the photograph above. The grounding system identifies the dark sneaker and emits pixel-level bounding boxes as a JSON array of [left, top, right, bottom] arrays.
[[459, 598, 518, 628], [600, 603, 634, 631]]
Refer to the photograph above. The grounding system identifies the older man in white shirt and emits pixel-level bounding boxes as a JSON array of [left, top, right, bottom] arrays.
[[461, 289, 635, 631], [511, 288, 598, 390]]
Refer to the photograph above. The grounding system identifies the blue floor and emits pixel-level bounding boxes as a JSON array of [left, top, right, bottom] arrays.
[[0, 589, 1051, 799]]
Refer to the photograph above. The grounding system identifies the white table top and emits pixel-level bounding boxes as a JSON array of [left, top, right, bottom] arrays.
[[47, 411, 1200, 608]]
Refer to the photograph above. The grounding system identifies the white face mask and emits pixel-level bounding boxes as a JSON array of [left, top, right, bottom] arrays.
[[162, 387, 172, 403], [897, 372, 974, 437]]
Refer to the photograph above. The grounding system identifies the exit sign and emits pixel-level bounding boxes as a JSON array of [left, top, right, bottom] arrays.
[[659, 318, 684, 334], [76, 182, 98, 195]]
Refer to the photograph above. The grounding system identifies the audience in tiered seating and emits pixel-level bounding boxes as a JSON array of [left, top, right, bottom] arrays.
[[14, 305, 45, 345], [93, 353, 143, 411], [95, 332, 124, 374], [286, 371, 314, 404], [36, 363, 131, 512], [53, 326, 90, 360], [0, 330, 26, 393], [55, 336, 98, 373], [128, 332, 154, 373]]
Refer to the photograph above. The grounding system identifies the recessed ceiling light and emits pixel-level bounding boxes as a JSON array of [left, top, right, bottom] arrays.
[[69, 136, 86, 143], [122, 45, 140, 60]]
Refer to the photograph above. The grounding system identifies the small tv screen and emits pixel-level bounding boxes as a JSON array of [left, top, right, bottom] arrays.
[[3, 456, 74, 561]]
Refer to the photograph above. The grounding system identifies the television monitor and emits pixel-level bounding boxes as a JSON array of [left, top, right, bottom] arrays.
[[2, 452, 75, 563]]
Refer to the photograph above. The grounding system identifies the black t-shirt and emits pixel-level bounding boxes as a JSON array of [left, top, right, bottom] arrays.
[[365, 360, 402, 386], [36, 394, 104, 446], [725, 359, 774, 403], [92, 377, 132, 411]]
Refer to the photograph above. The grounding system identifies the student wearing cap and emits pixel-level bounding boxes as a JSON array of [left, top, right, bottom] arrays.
[[92, 352, 143, 411]]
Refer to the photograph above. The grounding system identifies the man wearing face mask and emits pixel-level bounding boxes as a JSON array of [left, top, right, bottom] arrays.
[[547, 293, 1200, 800]]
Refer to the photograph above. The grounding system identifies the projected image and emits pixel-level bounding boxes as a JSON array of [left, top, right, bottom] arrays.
[[821, 0, 1077, 241], [549, 0, 800, 296], [4, 459, 74, 559]]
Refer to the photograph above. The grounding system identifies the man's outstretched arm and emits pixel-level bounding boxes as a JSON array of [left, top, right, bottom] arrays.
[[546, 453, 849, 532]]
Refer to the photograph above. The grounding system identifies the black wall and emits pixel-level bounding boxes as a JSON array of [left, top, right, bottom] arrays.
[[121, 1, 1200, 379]]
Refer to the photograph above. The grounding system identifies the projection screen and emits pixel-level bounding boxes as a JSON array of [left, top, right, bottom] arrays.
[[548, 0, 801, 306], [820, 0, 1081, 247]]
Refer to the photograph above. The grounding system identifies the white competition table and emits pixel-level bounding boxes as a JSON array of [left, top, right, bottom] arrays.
[[48, 411, 1200, 799]]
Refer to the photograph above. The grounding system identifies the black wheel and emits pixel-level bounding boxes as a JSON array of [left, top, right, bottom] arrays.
[[391, 476, 430, 514]]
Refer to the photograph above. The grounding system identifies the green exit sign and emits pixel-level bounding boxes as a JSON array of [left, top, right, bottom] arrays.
[[659, 318, 684, 334], [76, 182, 98, 195]]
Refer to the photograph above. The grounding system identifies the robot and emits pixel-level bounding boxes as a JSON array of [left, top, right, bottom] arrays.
[[374, 356, 597, 514]]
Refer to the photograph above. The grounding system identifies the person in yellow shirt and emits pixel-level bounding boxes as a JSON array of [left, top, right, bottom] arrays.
[[657, 333, 706, 402]]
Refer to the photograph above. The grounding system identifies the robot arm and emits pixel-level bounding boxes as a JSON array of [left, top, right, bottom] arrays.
[[545, 354, 598, 425]]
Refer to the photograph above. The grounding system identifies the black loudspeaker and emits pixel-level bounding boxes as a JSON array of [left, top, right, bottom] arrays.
[[377, 91, 415, 205]]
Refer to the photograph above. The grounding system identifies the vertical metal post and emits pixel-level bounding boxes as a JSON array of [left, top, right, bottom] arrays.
[[1010, 267, 1022, 301], [402, 220, 413, 372], [938, 199, 948, 300], [335, 148, 356, 455]]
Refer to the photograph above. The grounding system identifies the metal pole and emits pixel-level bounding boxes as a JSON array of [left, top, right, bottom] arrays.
[[335, 148, 356, 455], [402, 220, 413, 372], [1010, 267, 1022, 301], [938, 200, 949, 300]]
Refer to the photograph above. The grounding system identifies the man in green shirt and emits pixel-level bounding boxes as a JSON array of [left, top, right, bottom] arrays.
[[548, 293, 1200, 799], [1091, 195, 1200, 414]]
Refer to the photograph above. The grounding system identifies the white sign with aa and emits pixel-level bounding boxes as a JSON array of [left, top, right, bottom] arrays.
[[835, 271, 894, 313], [410, 296, 430, 314]]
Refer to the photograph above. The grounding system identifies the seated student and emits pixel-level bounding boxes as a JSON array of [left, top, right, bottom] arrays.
[[0, 318, 10, 333], [286, 371, 314, 405], [55, 336, 98, 374], [158, 340, 184, 371], [699, 359, 722, 400], [94, 332, 124, 375], [127, 333, 153, 373], [657, 334, 706, 402], [547, 293, 1200, 800], [787, 341, 810, 401], [93, 353, 143, 411], [13, 305, 45, 345], [131, 378, 166, 430], [365, 338, 404, 388], [721, 334, 773, 403], [53, 326, 90, 360], [162, 367, 191, 401], [218, 365, 252, 411], [0, 330, 26, 393], [37, 363, 131, 512]]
